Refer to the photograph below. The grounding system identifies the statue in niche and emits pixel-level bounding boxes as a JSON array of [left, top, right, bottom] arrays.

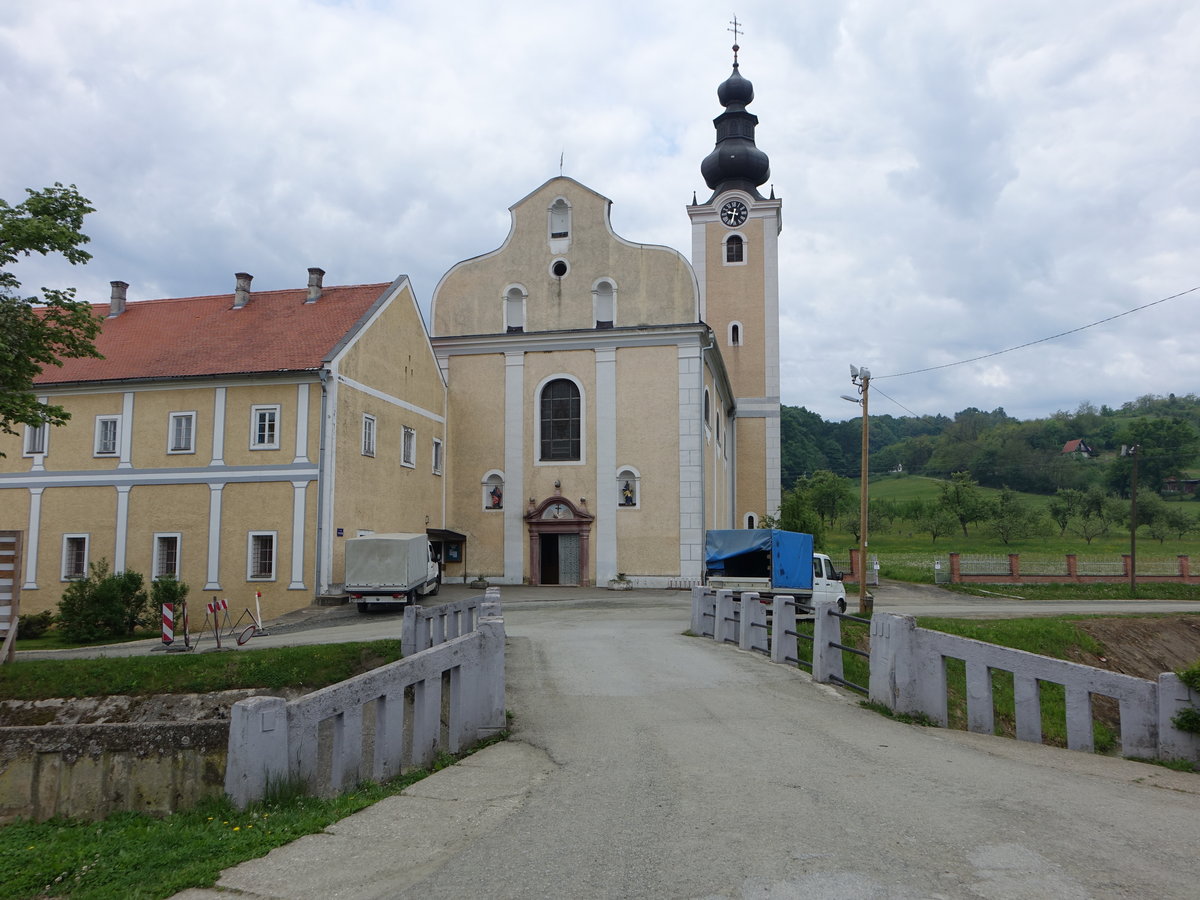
[[621, 481, 635, 506], [490, 485, 503, 509]]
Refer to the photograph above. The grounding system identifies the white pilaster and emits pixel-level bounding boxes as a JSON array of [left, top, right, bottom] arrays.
[[293, 383, 310, 464], [210, 387, 226, 466], [289, 480, 308, 590], [503, 352, 525, 583], [118, 392, 134, 469], [23, 488, 43, 589], [677, 345, 704, 579], [114, 485, 131, 571], [595, 347, 617, 582], [205, 483, 224, 590]]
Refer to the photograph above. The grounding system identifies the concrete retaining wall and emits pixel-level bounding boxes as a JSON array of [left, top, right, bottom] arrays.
[[0, 721, 228, 823]]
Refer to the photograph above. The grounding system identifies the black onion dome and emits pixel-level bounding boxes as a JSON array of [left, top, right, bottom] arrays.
[[701, 62, 771, 199], [717, 65, 754, 109]]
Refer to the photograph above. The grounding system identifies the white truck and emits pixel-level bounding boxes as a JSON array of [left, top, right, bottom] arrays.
[[704, 528, 847, 611], [344, 533, 441, 612]]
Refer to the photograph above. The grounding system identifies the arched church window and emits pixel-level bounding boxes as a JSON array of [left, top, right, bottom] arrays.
[[729, 321, 743, 346], [745, 513, 758, 529], [703, 389, 711, 430], [539, 378, 581, 461], [482, 471, 505, 510], [505, 286, 526, 333], [549, 199, 570, 240], [725, 234, 745, 264], [617, 467, 641, 508], [594, 280, 614, 329]]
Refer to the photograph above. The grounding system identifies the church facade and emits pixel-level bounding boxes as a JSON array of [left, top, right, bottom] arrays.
[[0, 55, 783, 613]]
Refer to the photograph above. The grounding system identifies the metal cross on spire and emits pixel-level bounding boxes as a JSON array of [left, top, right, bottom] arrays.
[[728, 15, 743, 64]]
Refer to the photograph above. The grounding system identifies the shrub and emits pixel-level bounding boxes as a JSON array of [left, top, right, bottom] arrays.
[[17, 610, 55, 639], [150, 573, 189, 612], [56, 559, 150, 643]]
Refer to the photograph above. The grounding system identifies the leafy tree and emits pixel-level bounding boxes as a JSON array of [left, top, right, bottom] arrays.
[[0, 183, 102, 446], [1048, 488, 1086, 536], [801, 469, 853, 527], [914, 504, 958, 543], [938, 471, 992, 538], [56, 559, 150, 643], [773, 479, 825, 547], [987, 486, 1045, 545], [1105, 418, 1200, 497]]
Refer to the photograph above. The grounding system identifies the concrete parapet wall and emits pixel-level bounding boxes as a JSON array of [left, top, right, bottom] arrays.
[[0, 721, 228, 823], [868, 612, 1198, 763], [227, 594, 506, 809]]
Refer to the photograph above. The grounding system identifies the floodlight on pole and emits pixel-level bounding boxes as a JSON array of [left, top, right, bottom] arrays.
[[844, 365, 872, 616]]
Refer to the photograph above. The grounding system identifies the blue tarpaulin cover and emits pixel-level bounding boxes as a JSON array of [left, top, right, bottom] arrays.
[[704, 529, 814, 591]]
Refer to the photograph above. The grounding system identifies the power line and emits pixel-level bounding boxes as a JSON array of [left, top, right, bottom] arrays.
[[876, 284, 1200, 381]]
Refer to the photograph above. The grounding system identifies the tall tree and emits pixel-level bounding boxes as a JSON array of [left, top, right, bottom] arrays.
[[0, 183, 103, 446], [937, 471, 992, 538]]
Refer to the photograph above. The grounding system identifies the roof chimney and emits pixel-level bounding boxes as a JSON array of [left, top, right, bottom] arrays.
[[305, 267, 325, 304], [233, 272, 253, 308], [108, 281, 129, 317]]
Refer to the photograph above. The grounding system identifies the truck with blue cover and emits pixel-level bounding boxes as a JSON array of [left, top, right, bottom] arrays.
[[704, 529, 847, 610]]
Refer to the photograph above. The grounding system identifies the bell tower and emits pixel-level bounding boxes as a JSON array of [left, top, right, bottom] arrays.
[[688, 38, 782, 527]]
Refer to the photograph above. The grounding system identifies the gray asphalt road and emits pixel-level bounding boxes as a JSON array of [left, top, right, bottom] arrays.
[[183, 591, 1200, 900]]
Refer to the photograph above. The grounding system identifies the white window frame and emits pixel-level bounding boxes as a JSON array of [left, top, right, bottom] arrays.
[[728, 320, 744, 347], [548, 196, 571, 244], [592, 278, 617, 328], [744, 512, 759, 530], [61, 533, 89, 581], [168, 411, 196, 454], [153, 532, 182, 579], [534, 374, 587, 466], [247, 531, 277, 581], [401, 426, 416, 468], [723, 232, 748, 266], [250, 405, 281, 450], [94, 415, 121, 457], [23, 423, 48, 456], [432, 437, 443, 475], [362, 414, 376, 457]]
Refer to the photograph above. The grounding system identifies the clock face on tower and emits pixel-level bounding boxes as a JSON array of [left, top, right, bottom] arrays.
[[720, 199, 748, 227]]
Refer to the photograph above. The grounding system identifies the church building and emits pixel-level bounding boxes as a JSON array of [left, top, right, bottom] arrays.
[[0, 52, 783, 614]]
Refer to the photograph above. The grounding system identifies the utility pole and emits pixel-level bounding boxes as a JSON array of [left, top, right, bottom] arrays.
[[1126, 444, 1139, 595], [843, 366, 871, 616]]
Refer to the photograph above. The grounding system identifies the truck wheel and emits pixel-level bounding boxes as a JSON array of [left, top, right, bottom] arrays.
[[357, 601, 369, 614], [429, 575, 441, 597]]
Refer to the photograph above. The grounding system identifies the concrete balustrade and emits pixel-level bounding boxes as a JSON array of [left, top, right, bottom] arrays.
[[226, 595, 505, 809], [691, 586, 1199, 764]]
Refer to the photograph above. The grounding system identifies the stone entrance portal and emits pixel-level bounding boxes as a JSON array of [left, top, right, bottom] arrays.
[[525, 496, 593, 586]]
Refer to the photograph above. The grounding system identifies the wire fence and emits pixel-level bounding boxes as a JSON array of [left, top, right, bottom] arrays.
[[831, 552, 1192, 581]]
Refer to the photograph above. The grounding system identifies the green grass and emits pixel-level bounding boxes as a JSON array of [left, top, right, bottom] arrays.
[[0, 739, 503, 900], [0, 641, 402, 700], [944, 583, 1200, 602], [14, 627, 160, 652]]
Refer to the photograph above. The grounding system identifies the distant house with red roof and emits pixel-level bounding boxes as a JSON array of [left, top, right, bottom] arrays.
[[1, 270, 451, 620], [1061, 439, 1094, 457]]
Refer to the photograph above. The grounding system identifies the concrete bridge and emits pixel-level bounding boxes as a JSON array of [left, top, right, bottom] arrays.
[[179, 584, 1200, 899]]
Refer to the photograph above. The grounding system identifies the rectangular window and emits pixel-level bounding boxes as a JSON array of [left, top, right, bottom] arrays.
[[94, 415, 120, 456], [401, 426, 416, 467], [168, 412, 196, 453], [362, 414, 376, 457], [432, 438, 443, 475], [251, 405, 280, 449], [62, 534, 89, 580], [24, 423, 47, 456], [248, 532, 276, 580], [154, 533, 181, 578]]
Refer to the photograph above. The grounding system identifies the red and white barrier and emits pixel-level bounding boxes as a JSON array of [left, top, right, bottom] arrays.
[[161, 603, 174, 645]]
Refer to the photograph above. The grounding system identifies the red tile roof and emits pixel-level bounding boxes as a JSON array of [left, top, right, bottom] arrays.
[[35, 282, 395, 385]]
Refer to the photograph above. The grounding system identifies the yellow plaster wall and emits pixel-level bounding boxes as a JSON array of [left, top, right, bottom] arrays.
[[705, 216, 767, 398], [735, 416, 767, 522], [129, 386, 217, 468], [433, 178, 697, 336], [122, 483, 212, 583], [221, 384, 302, 468], [443, 353, 506, 577], [22, 486, 116, 614], [13, 393, 126, 471], [614, 347, 680, 576]]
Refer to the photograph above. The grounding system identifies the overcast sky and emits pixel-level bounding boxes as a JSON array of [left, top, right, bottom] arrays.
[[3, 1, 1197, 422]]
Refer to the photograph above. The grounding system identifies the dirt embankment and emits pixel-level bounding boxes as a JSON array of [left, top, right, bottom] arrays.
[[1063, 616, 1200, 678]]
